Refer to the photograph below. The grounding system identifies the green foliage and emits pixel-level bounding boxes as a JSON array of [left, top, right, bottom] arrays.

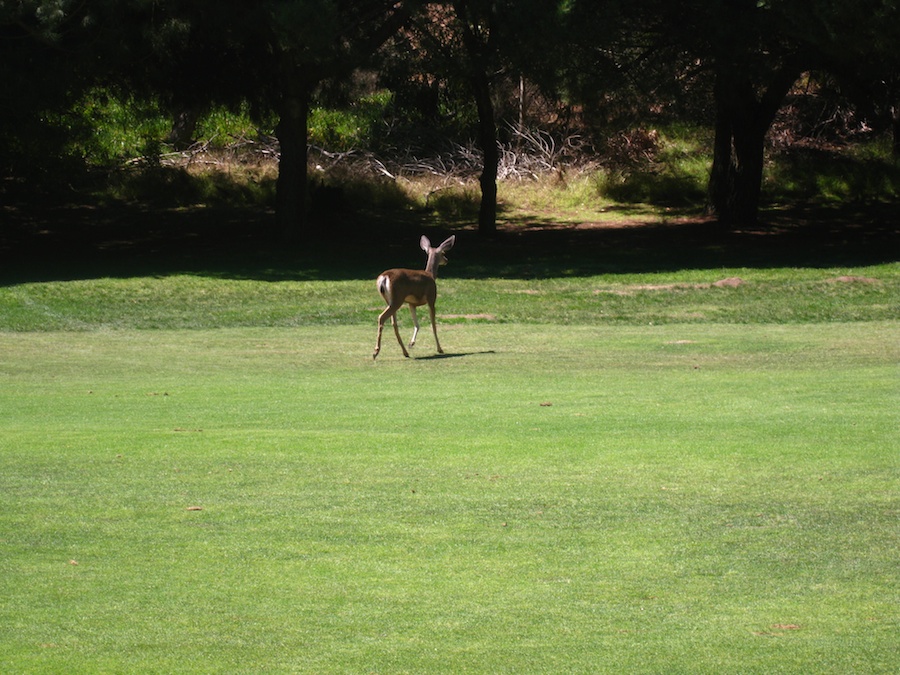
[[66, 89, 170, 165], [25, 85, 900, 214], [195, 102, 271, 148], [64, 87, 395, 163], [593, 127, 711, 206], [70, 92, 273, 164], [308, 107, 366, 150], [308, 91, 394, 151]]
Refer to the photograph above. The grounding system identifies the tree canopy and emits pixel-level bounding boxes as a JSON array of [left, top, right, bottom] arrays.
[[2, 0, 898, 237]]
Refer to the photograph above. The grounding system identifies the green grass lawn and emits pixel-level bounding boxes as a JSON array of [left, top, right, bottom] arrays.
[[1, 263, 898, 330], [1, 318, 897, 673]]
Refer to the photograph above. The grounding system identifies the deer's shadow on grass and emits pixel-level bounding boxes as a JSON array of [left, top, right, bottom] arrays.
[[415, 350, 496, 360]]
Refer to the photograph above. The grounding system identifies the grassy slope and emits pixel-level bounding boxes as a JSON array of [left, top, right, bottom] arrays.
[[1, 323, 897, 673], [1, 264, 898, 331]]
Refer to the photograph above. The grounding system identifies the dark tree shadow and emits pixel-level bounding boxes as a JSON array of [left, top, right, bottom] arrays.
[[1, 198, 897, 286]]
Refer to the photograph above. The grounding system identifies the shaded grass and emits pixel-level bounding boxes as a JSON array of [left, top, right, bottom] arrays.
[[767, 146, 900, 203], [102, 164, 278, 209], [0, 324, 897, 673], [3, 188, 896, 292]]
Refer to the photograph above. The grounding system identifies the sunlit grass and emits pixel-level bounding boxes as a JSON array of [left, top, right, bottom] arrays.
[[1, 323, 897, 673]]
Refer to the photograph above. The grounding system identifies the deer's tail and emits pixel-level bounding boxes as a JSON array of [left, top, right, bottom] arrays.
[[377, 274, 390, 300]]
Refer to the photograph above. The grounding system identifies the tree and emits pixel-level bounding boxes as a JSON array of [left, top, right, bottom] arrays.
[[401, 2, 501, 236], [405, 1, 563, 237], [264, 1, 410, 241], [779, 0, 900, 158], [0, 0, 100, 183], [704, 1, 803, 225], [671, 0, 900, 224], [449, 0, 500, 237], [597, 0, 809, 226], [561, 0, 899, 225], [4, 1, 407, 240], [120, 0, 409, 242]]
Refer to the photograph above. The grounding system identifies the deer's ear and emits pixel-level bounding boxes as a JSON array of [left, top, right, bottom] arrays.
[[439, 235, 456, 251], [420, 235, 432, 251]]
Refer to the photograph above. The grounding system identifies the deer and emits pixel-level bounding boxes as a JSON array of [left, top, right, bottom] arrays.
[[373, 235, 456, 360]]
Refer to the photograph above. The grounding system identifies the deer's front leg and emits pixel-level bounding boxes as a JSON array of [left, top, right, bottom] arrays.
[[408, 305, 421, 348], [428, 302, 443, 354]]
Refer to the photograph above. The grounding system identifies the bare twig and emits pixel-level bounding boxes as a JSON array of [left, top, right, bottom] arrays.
[[131, 125, 599, 183]]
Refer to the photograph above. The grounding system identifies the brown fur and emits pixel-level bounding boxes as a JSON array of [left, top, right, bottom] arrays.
[[373, 235, 455, 359]]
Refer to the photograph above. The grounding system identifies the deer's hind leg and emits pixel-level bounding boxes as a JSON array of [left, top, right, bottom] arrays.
[[373, 307, 388, 360], [375, 303, 410, 360]]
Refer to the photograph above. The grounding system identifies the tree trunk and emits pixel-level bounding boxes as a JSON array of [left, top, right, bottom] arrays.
[[708, 63, 798, 227], [708, 77, 765, 226], [453, 0, 498, 238], [708, 98, 736, 221], [892, 103, 900, 159], [167, 108, 203, 151], [275, 84, 311, 243], [471, 70, 498, 237]]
